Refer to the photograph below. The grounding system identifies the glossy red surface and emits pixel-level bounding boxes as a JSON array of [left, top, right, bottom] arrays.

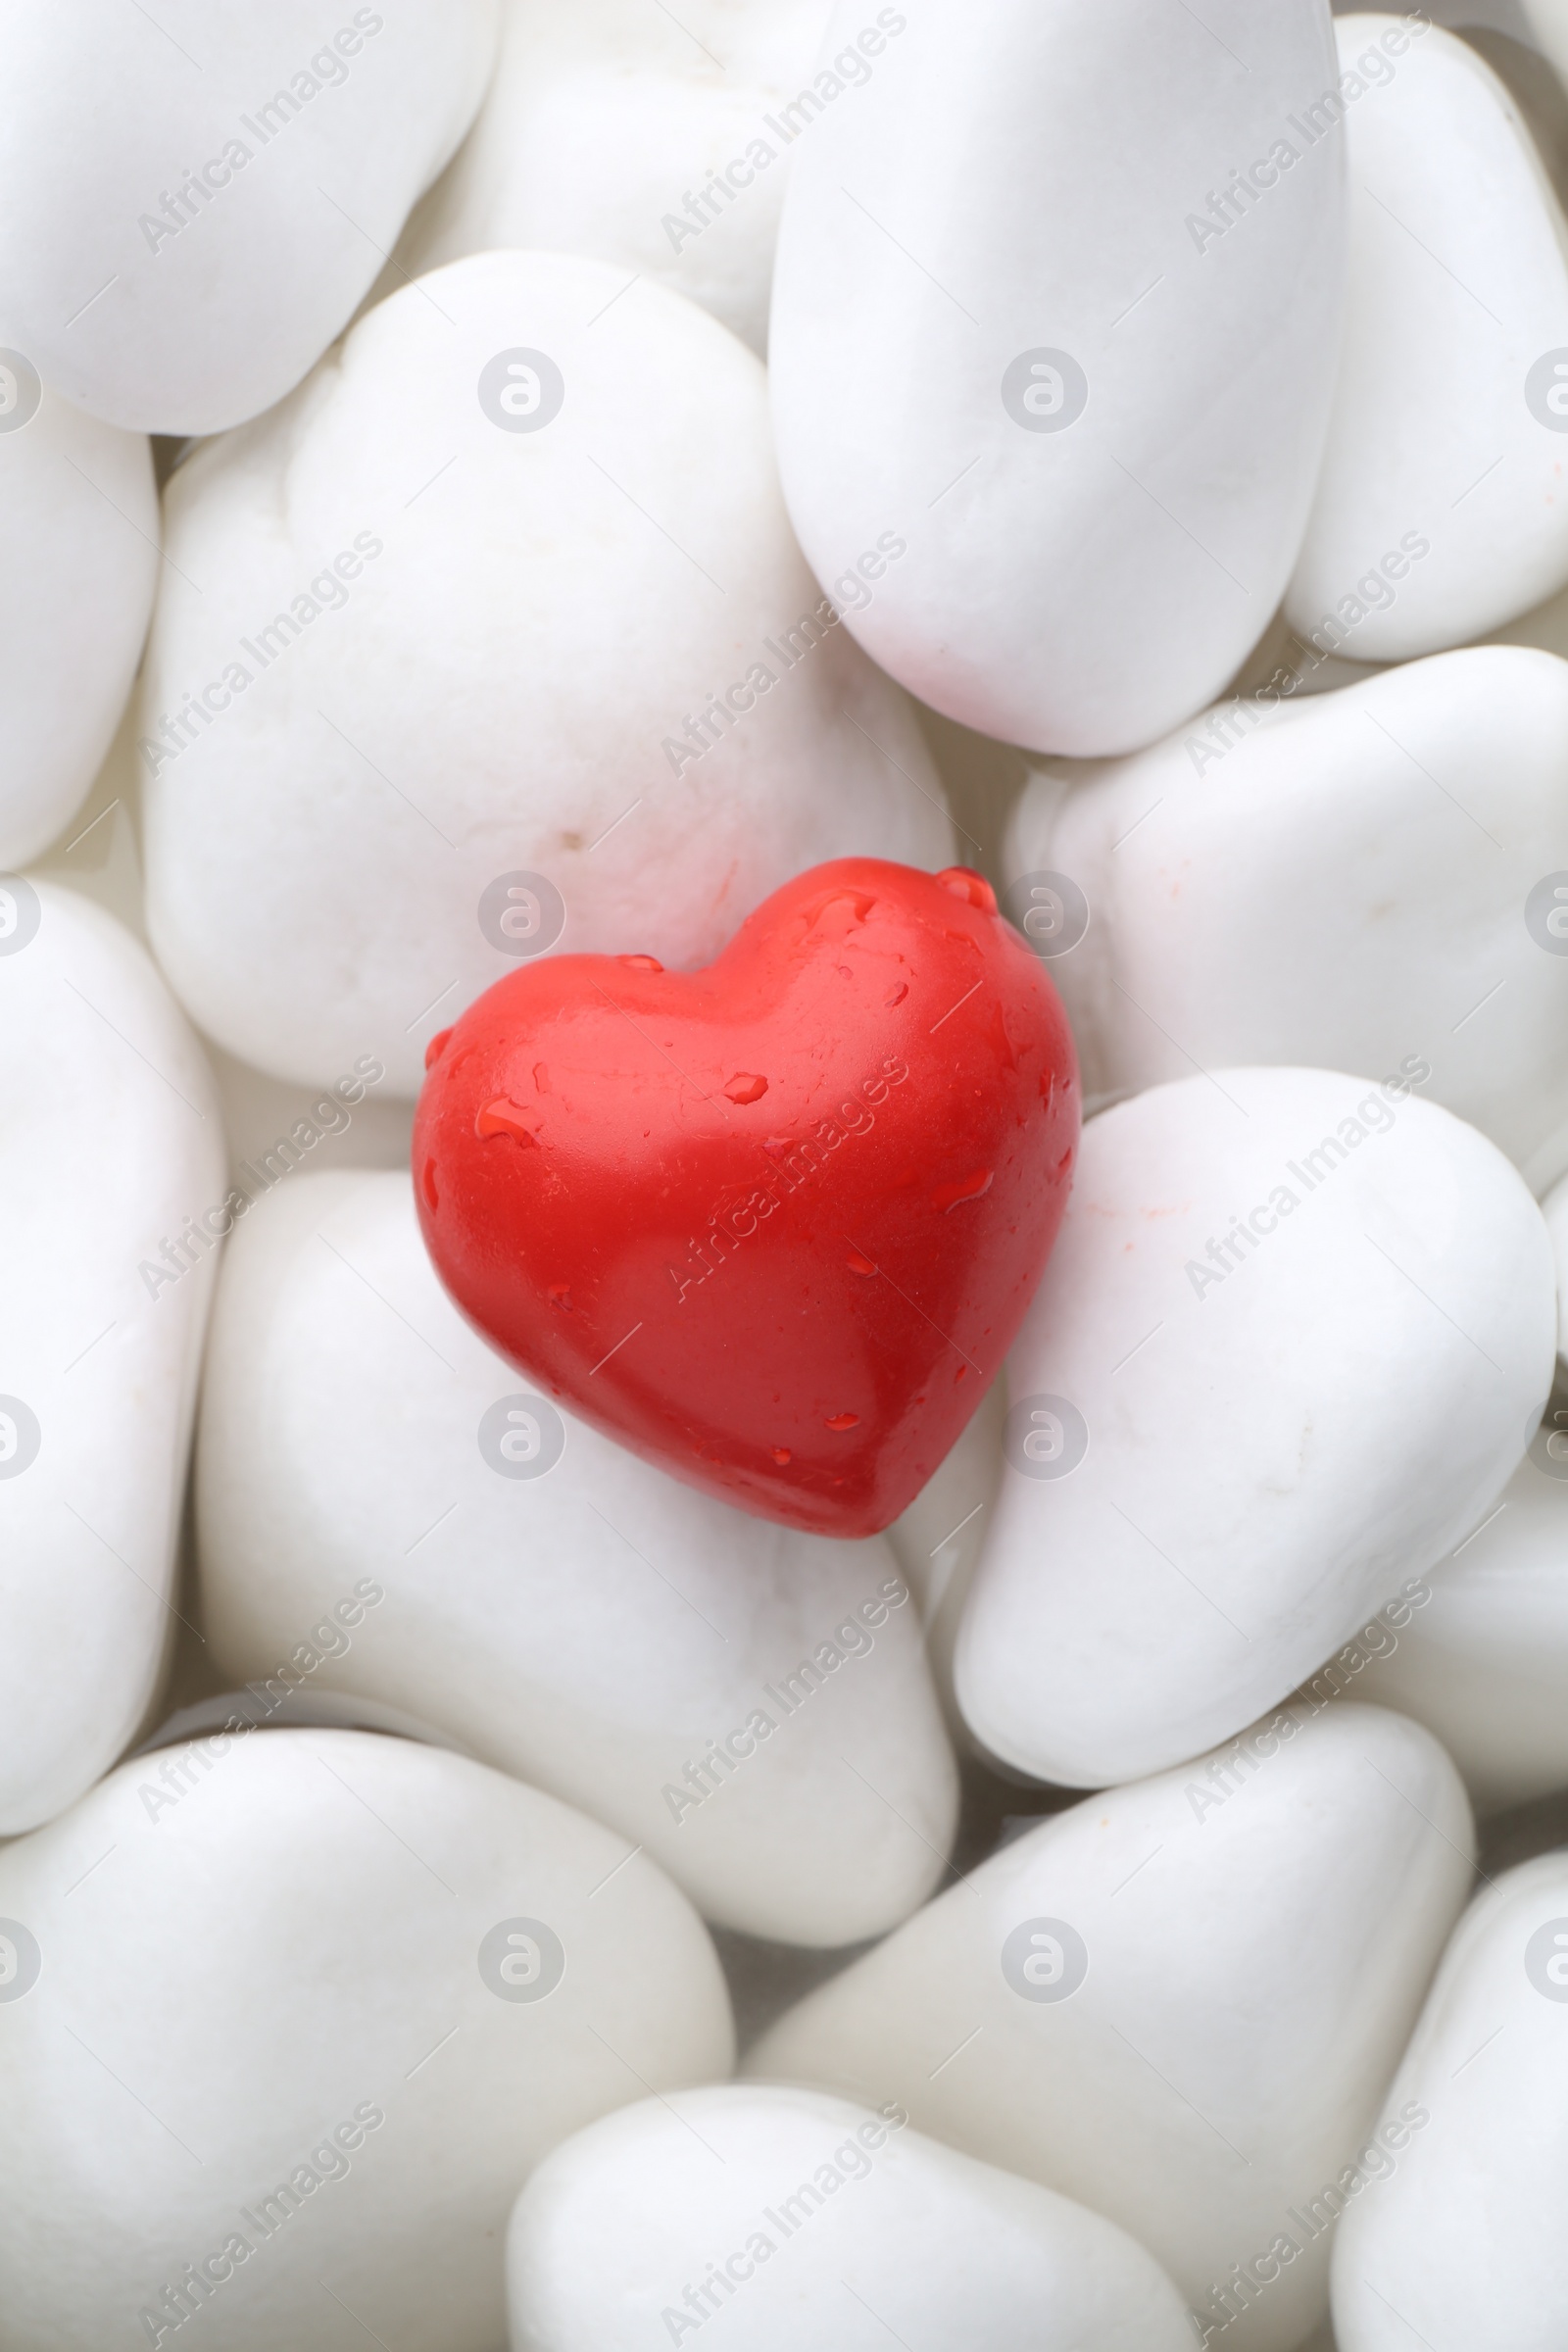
[[414, 858, 1080, 1536]]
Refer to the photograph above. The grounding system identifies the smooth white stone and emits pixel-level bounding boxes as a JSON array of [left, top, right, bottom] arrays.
[[141, 249, 952, 1095], [1287, 16, 1568, 658], [1349, 1447, 1568, 1812], [0, 883, 223, 1834], [0, 3, 498, 434], [0, 1727, 731, 2351], [885, 1375, 1004, 1742], [1332, 1851, 1568, 2350], [1546, 1164, 1568, 1353], [1008, 647, 1568, 1186], [197, 1169, 958, 1946], [395, 0, 834, 356], [1523, 0, 1568, 89], [746, 1705, 1471, 2352], [506, 2084, 1195, 2351], [0, 373, 158, 866], [768, 0, 1345, 757], [955, 1067, 1555, 1788]]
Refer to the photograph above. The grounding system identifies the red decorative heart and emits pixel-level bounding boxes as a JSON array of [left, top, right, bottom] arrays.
[[414, 858, 1079, 1537]]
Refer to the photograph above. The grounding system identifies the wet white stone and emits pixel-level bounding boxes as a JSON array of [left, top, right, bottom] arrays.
[[746, 1705, 1471, 2352], [0, 2, 499, 434], [955, 1066, 1555, 1788], [141, 249, 952, 1095], [0, 1726, 731, 2351], [0, 882, 223, 1834], [1351, 1446, 1568, 1812], [395, 0, 834, 356], [1008, 647, 1568, 1188], [1332, 1851, 1568, 2351], [768, 0, 1346, 756], [1287, 16, 1568, 658], [506, 2084, 1196, 2351], [197, 1169, 958, 1946], [0, 368, 158, 866]]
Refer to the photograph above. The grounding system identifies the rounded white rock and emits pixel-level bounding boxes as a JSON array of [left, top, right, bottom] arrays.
[[768, 0, 1346, 756], [1007, 647, 1568, 1188], [0, 366, 158, 866], [0, 1727, 732, 2352], [745, 1704, 1472, 2352], [394, 0, 835, 356], [955, 1066, 1555, 1788], [196, 1168, 958, 1946], [1332, 1850, 1568, 2351], [0, 882, 223, 1835], [0, 1, 500, 435], [506, 2083, 1196, 2351], [1350, 1445, 1568, 1813], [1287, 16, 1568, 659], [141, 249, 952, 1095]]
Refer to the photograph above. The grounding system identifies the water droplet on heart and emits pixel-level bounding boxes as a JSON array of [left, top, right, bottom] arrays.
[[420, 1159, 439, 1211], [618, 954, 663, 972], [837, 964, 853, 980], [933, 1169, 994, 1211], [476, 1098, 540, 1148], [771, 1446, 791, 1466], [884, 981, 908, 1006], [724, 1072, 768, 1104], [846, 1250, 878, 1276], [937, 867, 998, 913], [548, 1283, 572, 1310], [533, 1061, 551, 1093], [825, 1412, 860, 1432], [424, 1027, 453, 1070]]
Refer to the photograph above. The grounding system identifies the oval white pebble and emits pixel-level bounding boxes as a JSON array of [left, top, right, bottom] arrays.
[[768, 0, 1346, 755], [955, 1067, 1555, 1788], [0, 367, 158, 866], [0, 1727, 732, 2351], [1287, 16, 1568, 659], [197, 1168, 958, 1946], [1008, 647, 1568, 1188], [396, 0, 834, 356], [0, 2, 499, 434], [745, 1704, 1471, 2352], [0, 883, 223, 1834], [506, 2083, 1195, 2351], [1351, 1445, 1568, 1812], [141, 249, 952, 1094], [1332, 1850, 1568, 2351]]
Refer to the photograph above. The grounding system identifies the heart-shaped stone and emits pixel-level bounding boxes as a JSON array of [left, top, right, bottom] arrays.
[[954, 1066, 1554, 1788], [1009, 646, 1568, 1190], [140, 249, 954, 1095], [768, 0, 1347, 755], [0, 882, 223, 1833], [744, 1703, 1473, 2352], [0, 2, 499, 433], [0, 1727, 731, 2351], [1331, 1850, 1568, 2351], [196, 1168, 957, 1945], [506, 2084, 1195, 2350], [414, 858, 1079, 1537], [1287, 16, 1568, 659]]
